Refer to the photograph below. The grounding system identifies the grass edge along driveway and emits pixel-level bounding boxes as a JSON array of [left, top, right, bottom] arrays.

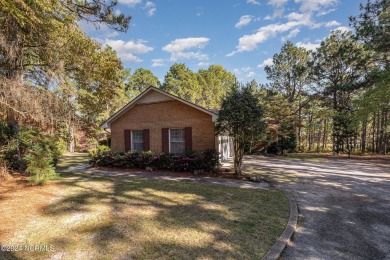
[[1, 154, 289, 260]]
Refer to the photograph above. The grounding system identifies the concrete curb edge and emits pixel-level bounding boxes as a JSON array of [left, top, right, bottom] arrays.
[[263, 187, 298, 260]]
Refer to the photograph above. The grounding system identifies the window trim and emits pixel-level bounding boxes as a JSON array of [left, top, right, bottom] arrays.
[[169, 128, 185, 154], [131, 130, 144, 152]]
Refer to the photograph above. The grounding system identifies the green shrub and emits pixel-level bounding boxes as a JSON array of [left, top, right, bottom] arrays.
[[88, 145, 110, 157], [200, 149, 220, 173], [90, 149, 220, 173], [0, 121, 64, 174], [25, 144, 57, 185]]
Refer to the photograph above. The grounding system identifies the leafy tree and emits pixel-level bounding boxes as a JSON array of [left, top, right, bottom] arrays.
[[216, 83, 266, 175], [127, 68, 160, 98], [265, 41, 312, 151], [350, 0, 390, 59], [0, 0, 130, 79], [350, 0, 390, 154], [0, 0, 131, 135], [0, 0, 131, 164], [161, 63, 202, 104], [313, 30, 370, 154], [266, 125, 296, 155], [257, 87, 297, 153], [75, 45, 130, 133], [197, 65, 236, 109]]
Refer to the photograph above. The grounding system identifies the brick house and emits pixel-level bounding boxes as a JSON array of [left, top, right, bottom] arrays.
[[101, 87, 233, 160]]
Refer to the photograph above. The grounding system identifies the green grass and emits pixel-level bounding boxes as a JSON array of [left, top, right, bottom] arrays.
[[3, 154, 289, 260], [56, 152, 90, 170]]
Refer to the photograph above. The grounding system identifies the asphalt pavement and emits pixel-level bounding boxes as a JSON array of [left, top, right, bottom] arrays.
[[242, 156, 390, 260]]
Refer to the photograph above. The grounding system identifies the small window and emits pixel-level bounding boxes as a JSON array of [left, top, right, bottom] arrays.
[[132, 130, 144, 151], [169, 129, 185, 154]]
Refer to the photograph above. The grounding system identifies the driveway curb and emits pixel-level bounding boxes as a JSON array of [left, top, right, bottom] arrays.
[[263, 187, 298, 260]]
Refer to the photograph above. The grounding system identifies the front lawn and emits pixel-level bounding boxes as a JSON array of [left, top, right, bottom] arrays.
[[1, 154, 289, 259]]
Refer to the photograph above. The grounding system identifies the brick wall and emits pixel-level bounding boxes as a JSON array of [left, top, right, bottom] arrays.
[[110, 100, 216, 153]]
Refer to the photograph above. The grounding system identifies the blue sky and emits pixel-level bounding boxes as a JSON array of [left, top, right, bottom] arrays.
[[80, 0, 365, 84]]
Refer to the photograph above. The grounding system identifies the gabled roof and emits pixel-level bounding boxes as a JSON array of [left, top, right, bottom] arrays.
[[100, 86, 219, 128]]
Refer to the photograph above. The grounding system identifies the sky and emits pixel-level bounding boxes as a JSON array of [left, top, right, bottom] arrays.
[[80, 0, 366, 84]]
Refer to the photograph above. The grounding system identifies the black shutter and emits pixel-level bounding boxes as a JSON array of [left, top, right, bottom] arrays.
[[124, 130, 131, 152], [162, 128, 169, 153], [143, 129, 150, 151], [184, 127, 192, 153]]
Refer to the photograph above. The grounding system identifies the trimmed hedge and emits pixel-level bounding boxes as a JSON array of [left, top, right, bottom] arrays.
[[90, 149, 220, 173]]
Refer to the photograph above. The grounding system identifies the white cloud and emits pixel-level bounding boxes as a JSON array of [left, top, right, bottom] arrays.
[[144, 1, 154, 8], [227, 21, 302, 56], [235, 15, 253, 29], [286, 12, 318, 27], [118, 0, 142, 7], [296, 41, 320, 51], [317, 8, 337, 16], [228, 8, 342, 56], [286, 12, 307, 21], [295, 0, 338, 12], [232, 67, 252, 75], [247, 71, 256, 78], [104, 39, 153, 63], [147, 8, 156, 16], [265, 0, 288, 20], [198, 62, 210, 67], [282, 28, 300, 41], [324, 20, 341, 27], [233, 67, 256, 78], [332, 26, 352, 33], [233, 68, 242, 75], [269, 0, 288, 8], [143, 1, 156, 16], [162, 37, 210, 61], [151, 58, 165, 67], [247, 0, 260, 5], [163, 37, 209, 52], [257, 58, 274, 68], [242, 67, 253, 72], [264, 8, 285, 20]]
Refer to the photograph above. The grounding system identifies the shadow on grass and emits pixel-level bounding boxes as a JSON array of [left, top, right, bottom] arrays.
[[4, 149, 287, 260], [0, 153, 288, 259], [55, 153, 90, 172]]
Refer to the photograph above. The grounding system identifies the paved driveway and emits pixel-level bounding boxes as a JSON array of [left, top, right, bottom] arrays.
[[242, 156, 390, 260]]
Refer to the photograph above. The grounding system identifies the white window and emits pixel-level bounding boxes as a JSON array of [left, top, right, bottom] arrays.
[[132, 130, 144, 151], [169, 129, 185, 154]]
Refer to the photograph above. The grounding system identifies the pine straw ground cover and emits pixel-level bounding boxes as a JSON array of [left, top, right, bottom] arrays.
[[1, 154, 289, 260]]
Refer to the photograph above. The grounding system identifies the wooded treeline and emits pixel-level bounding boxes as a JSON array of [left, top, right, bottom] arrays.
[[1, 0, 389, 159], [259, 0, 389, 155]]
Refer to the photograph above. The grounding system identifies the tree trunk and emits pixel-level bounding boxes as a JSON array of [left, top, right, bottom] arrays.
[[308, 114, 315, 152], [233, 137, 243, 175], [376, 112, 381, 154], [361, 119, 367, 154], [372, 113, 376, 154], [322, 118, 328, 151], [385, 109, 388, 154], [316, 121, 322, 153], [68, 125, 74, 153], [332, 89, 337, 155], [379, 109, 388, 154], [297, 98, 302, 152]]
